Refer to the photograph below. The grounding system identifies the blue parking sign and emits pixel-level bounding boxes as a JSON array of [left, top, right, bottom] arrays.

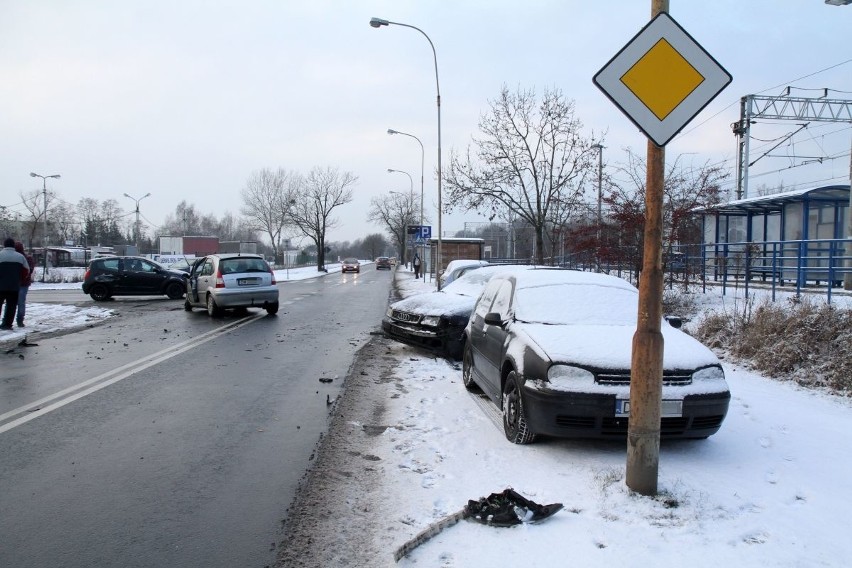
[[419, 226, 432, 240]]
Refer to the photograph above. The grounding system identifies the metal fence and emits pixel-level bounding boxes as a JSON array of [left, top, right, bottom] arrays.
[[490, 239, 852, 304]]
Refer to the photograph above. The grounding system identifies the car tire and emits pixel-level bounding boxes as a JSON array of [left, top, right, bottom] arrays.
[[462, 343, 479, 392], [206, 294, 223, 317], [166, 282, 185, 300], [266, 302, 279, 315], [89, 284, 111, 302], [502, 371, 536, 444]]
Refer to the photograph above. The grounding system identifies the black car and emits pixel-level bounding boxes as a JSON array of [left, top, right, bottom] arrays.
[[382, 265, 532, 359], [376, 257, 392, 270], [82, 256, 187, 301], [463, 269, 731, 444]]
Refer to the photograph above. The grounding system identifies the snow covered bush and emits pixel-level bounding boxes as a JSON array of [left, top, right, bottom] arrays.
[[693, 296, 852, 396]]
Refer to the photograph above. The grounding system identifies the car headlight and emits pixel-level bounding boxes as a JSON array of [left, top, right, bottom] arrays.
[[386, 307, 393, 318], [692, 365, 725, 382], [545, 365, 595, 390], [420, 315, 441, 328]]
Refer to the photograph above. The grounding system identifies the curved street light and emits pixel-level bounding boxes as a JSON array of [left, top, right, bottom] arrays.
[[371, 17, 443, 289], [30, 171, 61, 282], [388, 128, 426, 274], [388, 168, 415, 267], [123, 192, 151, 250]]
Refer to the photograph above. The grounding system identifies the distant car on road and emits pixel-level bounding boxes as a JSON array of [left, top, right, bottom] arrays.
[[382, 265, 532, 359], [82, 256, 187, 301], [341, 258, 360, 273], [462, 269, 731, 444], [376, 257, 392, 270], [184, 253, 279, 316]]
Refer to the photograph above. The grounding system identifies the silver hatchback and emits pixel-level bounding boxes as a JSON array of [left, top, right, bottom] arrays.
[[184, 254, 279, 316]]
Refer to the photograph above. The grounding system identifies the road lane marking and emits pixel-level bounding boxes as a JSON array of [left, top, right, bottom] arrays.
[[0, 314, 263, 435]]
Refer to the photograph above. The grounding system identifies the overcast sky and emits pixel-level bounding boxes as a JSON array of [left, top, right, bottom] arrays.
[[2, 0, 850, 246]]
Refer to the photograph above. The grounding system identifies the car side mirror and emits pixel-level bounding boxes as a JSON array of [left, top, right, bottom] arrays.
[[484, 312, 503, 327], [665, 316, 683, 329]]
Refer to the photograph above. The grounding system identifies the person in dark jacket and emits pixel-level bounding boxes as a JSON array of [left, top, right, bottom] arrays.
[[0, 237, 30, 330], [14, 241, 36, 327], [412, 253, 422, 279]]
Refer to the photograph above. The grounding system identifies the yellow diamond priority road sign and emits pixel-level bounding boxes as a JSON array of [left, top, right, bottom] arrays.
[[594, 12, 731, 147]]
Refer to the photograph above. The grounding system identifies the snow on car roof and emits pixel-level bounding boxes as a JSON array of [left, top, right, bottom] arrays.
[[442, 264, 534, 297], [390, 265, 536, 316], [510, 268, 637, 291]]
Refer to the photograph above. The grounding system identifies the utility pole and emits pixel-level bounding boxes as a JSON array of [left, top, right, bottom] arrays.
[[29, 172, 61, 282], [124, 193, 151, 251], [625, 0, 668, 496]]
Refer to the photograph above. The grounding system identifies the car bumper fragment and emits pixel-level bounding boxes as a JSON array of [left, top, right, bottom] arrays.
[[381, 319, 464, 359]]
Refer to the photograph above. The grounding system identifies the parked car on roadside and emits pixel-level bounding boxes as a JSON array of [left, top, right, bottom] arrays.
[[82, 256, 187, 301], [184, 253, 279, 316], [440, 259, 489, 287], [462, 269, 731, 444], [382, 264, 532, 359], [376, 257, 392, 270], [341, 258, 360, 273]]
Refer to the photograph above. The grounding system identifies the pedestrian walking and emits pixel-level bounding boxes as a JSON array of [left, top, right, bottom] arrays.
[[14, 241, 35, 327], [0, 237, 30, 330], [412, 253, 422, 279]]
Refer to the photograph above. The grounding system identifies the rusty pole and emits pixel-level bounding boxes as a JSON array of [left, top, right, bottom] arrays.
[[625, 0, 668, 496]]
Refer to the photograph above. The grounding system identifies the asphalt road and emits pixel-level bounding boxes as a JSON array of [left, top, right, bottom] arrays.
[[0, 267, 393, 568]]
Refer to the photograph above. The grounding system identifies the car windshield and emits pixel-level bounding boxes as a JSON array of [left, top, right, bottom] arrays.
[[513, 283, 638, 326]]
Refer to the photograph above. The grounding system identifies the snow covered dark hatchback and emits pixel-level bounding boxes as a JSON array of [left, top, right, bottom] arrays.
[[382, 265, 533, 359], [462, 269, 730, 444]]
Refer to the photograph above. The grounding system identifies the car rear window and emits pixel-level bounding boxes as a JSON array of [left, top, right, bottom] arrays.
[[220, 257, 269, 274]]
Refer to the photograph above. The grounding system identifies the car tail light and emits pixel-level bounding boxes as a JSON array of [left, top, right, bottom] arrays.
[[270, 269, 277, 285], [215, 268, 225, 288], [84, 269, 90, 280]]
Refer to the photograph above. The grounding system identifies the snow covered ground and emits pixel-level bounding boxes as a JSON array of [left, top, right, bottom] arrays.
[[361, 272, 852, 567], [4, 264, 851, 567]]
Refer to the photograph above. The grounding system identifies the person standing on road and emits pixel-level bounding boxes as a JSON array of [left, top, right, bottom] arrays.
[[0, 237, 30, 330], [14, 241, 35, 327], [412, 253, 421, 279]]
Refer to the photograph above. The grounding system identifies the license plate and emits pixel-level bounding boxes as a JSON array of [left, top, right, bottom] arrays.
[[615, 399, 683, 417], [237, 277, 260, 286]]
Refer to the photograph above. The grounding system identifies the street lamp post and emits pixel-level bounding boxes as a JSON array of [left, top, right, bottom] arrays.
[[123, 192, 151, 250], [370, 17, 443, 290], [29, 172, 61, 282], [388, 128, 426, 276], [388, 168, 415, 268], [591, 144, 605, 268]]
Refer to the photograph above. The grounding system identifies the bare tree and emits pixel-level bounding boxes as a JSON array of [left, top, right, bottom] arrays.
[[444, 85, 601, 264], [160, 201, 203, 237], [288, 166, 356, 271], [362, 233, 390, 260], [50, 200, 79, 245], [240, 168, 301, 265], [604, 149, 729, 278], [367, 191, 420, 266], [19, 188, 51, 246]]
